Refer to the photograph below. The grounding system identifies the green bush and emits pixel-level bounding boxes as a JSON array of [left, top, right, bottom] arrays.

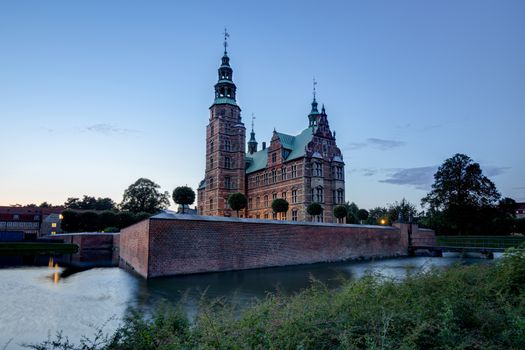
[[29, 249, 525, 349]]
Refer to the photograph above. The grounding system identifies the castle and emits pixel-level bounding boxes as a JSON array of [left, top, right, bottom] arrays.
[[197, 40, 345, 223]]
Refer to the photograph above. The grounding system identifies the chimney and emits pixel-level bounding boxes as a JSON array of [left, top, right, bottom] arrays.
[[262, 142, 266, 150]]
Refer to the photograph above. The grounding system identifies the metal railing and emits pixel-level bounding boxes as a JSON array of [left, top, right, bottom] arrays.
[[436, 236, 525, 249]]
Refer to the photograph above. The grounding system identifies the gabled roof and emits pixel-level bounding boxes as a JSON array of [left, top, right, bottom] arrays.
[[246, 148, 268, 174], [245, 126, 314, 174]]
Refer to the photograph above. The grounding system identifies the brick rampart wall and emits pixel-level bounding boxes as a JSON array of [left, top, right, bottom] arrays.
[[411, 227, 437, 246], [119, 215, 434, 278], [118, 220, 150, 278]]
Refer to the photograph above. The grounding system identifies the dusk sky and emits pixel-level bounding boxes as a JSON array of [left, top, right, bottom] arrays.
[[1, 0, 524, 210]]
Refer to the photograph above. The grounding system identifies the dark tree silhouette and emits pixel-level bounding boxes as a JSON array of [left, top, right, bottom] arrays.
[[422, 153, 501, 234], [120, 178, 170, 214], [333, 205, 348, 223], [227, 192, 247, 217], [272, 198, 289, 220], [172, 186, 196, 214], [307, 202, 323, 221]]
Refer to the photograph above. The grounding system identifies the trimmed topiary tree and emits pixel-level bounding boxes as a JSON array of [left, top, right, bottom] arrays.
[[333, 205, 348, 223], [228, 192, 247, 217], [272, 198, 289, 220], [307, 202, 323, 222], [357, 209, 369, 224], [172, 186, 196, 214]]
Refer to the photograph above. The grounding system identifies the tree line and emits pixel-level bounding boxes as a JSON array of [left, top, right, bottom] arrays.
[[59, 153, 523, 235]]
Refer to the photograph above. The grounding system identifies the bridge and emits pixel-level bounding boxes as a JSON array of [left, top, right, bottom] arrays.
[[410, 235, 525, 259]]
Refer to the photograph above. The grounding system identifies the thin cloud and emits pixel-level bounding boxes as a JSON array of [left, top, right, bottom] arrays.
[[345, 138, 405, 151], [484, 166, 510, 177], [421, 124, 444, 131], [380, 166, 437, 190], [349, 168, 378, 177], [84, 123, 138, 135], [367, 138, 405, 150]]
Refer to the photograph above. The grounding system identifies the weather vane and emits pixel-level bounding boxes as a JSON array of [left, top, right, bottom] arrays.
[[223, 27, 230, 54], [251, 113, 256, 132], [313, 77, 318, 100]]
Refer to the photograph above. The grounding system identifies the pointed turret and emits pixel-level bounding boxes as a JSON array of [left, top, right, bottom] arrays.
[[248, 114, 258, 154], [212, 29, 237, 106], [308, 78, 320, 127]]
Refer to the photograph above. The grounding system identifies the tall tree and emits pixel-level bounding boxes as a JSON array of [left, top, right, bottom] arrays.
[[120, 178, 170, 214], [422, 153, 500, 234], [387, 198, 418, 223], [173, 186, 196, 214], [227, 192, 247, 217]]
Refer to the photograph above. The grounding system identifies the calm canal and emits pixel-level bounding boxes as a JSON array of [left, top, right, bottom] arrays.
[[0, 253, 497, 349]]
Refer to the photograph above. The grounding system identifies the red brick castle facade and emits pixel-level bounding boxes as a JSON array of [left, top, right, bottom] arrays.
[[197, 43, 345, 223]]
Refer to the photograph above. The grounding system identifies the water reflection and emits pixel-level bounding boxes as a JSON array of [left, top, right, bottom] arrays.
[[0, 254, 498, 350]]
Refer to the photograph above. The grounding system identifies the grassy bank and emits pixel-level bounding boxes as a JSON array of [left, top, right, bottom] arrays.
[[0, 242, 78, 253], [29, 248, 525, 349]]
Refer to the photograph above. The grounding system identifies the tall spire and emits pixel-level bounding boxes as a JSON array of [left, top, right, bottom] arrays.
[[212, 29, 237, 106], [223, 27, 229, 55], [248, 113, 258, 154], [308, 77, 320, 127]]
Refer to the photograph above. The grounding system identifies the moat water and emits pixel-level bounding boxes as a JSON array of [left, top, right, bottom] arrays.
[[0, 253, 498, 349]]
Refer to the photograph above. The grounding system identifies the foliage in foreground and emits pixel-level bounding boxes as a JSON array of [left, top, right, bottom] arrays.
[[28, 248, 525, 349]]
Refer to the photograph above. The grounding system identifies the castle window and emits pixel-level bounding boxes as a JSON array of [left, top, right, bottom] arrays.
[[281, 167, 286, 180], [292, 190, 298, 203], [256, 196, 260, 208], [291, 165, 297, 178], [264, 195, 269, 207], [264, 212, 269, 219], [314, 162, 323, 177], [209, 198, 214, 210], [224, 139, 231, 151], [272, 193, 277, 200], [256, 175, 260, 186], [210, 141, 214, 153], [273, 212, 277, 220], [264, 173, 269, 185], [210, 124, 214, 134], [282, 192, 286, 199], [249, 197, 253, 209], [272, 152, 277, 163], [292, 209, 298, 221], [209, 157, 213, 168], [224, 176, 231, 189], [337, 189, 344, 204], [209, 177, 214, 189], [224, 157, 231, 169], [279, 212, 286, 221], [336, 166, 344, 180], [315, 187, 324, 203], [271, 169, 277, 183]]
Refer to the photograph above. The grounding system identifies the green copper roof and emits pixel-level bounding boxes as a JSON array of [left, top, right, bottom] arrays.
[[245, 127, 314, 174], [245, 148, 268, 174], [212, 97, 238, 107]]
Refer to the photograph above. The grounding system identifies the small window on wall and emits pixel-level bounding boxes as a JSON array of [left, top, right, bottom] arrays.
[[292, 190, 298, 203], [272, 193, 277, 200], [224, 157, 231, 169], [292, 209, 298, 221], [51, 223, 57, 228], [209, 198, 214, 210], [272, 152, 277, 163], [264, 195, 269, 207]]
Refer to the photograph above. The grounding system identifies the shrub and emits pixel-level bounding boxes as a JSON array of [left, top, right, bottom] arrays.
[[333, 205, 348, 222]]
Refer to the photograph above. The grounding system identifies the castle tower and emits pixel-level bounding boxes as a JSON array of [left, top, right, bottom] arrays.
[[202, 32, 246, 216]]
